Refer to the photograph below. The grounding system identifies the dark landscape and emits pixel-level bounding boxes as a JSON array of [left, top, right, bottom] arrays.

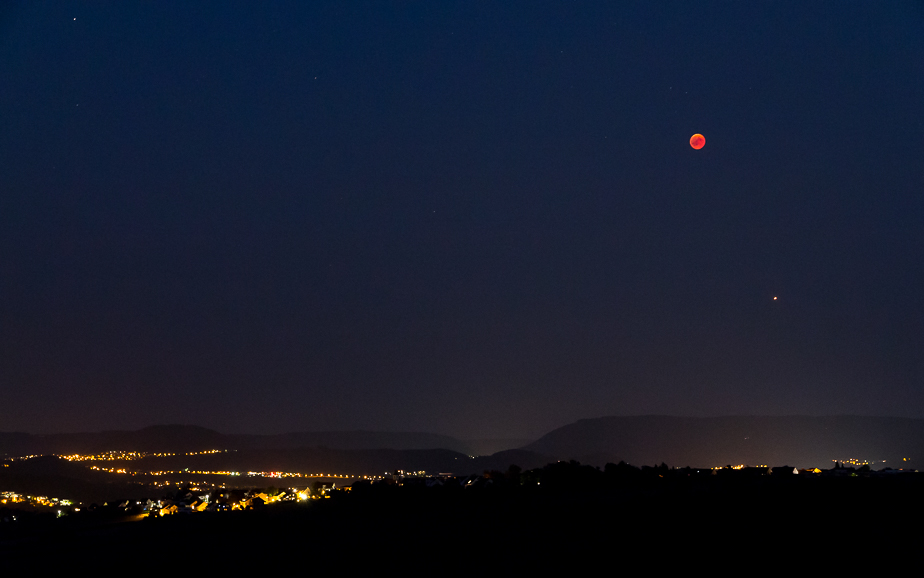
[[2, 415, 922, 559], [4, 421, 923, 566]]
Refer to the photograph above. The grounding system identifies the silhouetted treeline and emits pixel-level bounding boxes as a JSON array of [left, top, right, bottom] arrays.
[[3, 458, 922, 569]]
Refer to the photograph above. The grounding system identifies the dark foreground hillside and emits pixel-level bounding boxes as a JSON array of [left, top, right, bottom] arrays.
[[3, 462, 921, 569]]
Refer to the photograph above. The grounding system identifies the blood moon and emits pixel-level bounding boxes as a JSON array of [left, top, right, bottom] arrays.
[[689, 133, 705, 149]]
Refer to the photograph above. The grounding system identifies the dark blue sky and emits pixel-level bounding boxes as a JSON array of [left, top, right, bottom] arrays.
[[2, 2, 923, 438]]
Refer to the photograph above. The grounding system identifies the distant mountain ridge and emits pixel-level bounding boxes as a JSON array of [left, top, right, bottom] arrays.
[[525, 415, 924, 468], [0, 425, 474, 457], [4, 416, 922, 470]]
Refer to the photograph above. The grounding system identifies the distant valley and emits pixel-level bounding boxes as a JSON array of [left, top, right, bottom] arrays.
[[2, 416, 922, 505]]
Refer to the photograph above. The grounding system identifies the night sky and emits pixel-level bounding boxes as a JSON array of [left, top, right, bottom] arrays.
[[2, 2, 923, 439]]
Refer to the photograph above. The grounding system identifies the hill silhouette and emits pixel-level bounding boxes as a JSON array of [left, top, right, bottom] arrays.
[[525, 415, 924, 468], [4, 417, 923, 473], [0, 426, 473, 457]]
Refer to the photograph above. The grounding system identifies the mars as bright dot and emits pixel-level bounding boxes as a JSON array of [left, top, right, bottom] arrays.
[[690, 134, 705, 149]]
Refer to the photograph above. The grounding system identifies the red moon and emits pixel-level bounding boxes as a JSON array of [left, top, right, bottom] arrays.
[[690, 133, 705, 149]]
